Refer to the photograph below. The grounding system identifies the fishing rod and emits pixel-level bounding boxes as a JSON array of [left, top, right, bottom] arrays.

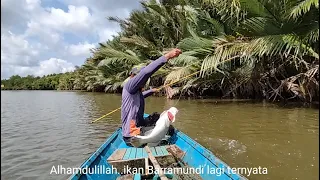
[[91, 55, 240, 123], [91, 71, 200, 123]]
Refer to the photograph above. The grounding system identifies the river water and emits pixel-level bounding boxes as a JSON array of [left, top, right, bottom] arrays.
[[1, 91, 318, 180]]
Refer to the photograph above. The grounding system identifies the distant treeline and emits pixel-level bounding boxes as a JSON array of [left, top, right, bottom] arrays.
[[1, 73, 75, 90]]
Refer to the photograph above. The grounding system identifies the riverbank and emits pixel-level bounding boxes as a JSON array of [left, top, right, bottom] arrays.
[[1, 89, 319, 108]]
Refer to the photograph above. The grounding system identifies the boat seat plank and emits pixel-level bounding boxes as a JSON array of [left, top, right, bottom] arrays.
[[160, 146, 169, 156], [136, 148, 143, 159], [155, 146, 163, 156], [107, 149, 126, 161], [107, 145, 178, 175], [142, 148, 147, 158], [151, 147, 157, 156], [108, 146, 172, 164], [129, 148, 137, 160], [122, 148, 132, 160]]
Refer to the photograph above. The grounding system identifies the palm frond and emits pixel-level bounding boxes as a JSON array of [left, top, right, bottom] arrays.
[[97, 46, 141, 64], [247, 34, 319, 59], [203, 0, 246, 25], [182, 78, 200, 91], [238, 0, 274, 18], [289, 0, 319, 19], [238, 17, 282, 36], [177, 36, 213, 52], [97, 58, 113, 67], [120, 35, 156, 49], [304, 27, 319, 43], [169, 53, 199, 66], [165, 66, 193, 84], [199, 12, 225, 35]]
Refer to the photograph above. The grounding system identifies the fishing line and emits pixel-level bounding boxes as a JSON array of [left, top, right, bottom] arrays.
[[174, 91, 183, 106], [91, 71, 200, 123], [172, 86, 186, 107], [91, 56, 239, 123]]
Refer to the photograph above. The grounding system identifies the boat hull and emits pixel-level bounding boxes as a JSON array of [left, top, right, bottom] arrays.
[[69, 115, 246, 180]]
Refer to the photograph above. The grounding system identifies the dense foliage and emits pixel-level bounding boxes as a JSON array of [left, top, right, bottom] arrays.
[[2, 0, 319, 102], [1, 73, 73, 90]]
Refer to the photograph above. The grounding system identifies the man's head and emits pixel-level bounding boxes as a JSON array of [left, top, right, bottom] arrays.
[[129, 66, 145, 78]]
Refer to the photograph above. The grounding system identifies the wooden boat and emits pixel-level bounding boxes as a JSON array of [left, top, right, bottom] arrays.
[[69, 114, 247, 180]]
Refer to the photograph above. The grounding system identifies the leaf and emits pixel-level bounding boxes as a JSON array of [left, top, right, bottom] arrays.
[[289, 0, 319, 19]]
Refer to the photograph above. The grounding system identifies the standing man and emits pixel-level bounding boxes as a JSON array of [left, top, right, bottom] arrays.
[[121, 48, 182, 145]]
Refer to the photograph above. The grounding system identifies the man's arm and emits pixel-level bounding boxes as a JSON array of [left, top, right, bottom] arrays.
[[142, 88, 158, 98], [126, 48, 182, 94], [126, 56, 167, 94]]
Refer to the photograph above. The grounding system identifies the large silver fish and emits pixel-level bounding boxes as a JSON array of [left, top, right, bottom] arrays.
[[130, 107, 178, 147]]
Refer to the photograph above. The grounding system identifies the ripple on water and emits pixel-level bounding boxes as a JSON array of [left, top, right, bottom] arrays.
[[206, 137, 247, 156]]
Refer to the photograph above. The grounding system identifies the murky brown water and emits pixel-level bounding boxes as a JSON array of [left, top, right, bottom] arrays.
[[1, 91, 318, 180]]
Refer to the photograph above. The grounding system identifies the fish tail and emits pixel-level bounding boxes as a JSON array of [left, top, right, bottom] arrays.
[[130, 137, 145, 148]]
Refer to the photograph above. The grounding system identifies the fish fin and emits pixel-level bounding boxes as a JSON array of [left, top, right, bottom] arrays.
[[130, 137, 145, 148]]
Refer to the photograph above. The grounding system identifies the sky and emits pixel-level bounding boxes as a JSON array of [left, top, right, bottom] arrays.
[[1, 0, 143, 79]]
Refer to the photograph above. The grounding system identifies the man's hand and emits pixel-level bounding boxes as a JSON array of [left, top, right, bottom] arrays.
[[152, 88, 159, 93], [164, 48, 182, 60]]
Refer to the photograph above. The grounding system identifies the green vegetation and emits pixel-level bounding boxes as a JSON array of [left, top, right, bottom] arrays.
[[2, 0, 319, 102], [1, 73, 68, 90]]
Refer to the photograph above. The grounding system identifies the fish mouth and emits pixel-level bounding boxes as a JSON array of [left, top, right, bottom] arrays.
[[169, 107, 179, 114], [167, 107, 179, 122], [168, 111, 174, 121]]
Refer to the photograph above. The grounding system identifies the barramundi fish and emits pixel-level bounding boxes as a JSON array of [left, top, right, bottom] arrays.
[[130, 107, 178, 147]]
